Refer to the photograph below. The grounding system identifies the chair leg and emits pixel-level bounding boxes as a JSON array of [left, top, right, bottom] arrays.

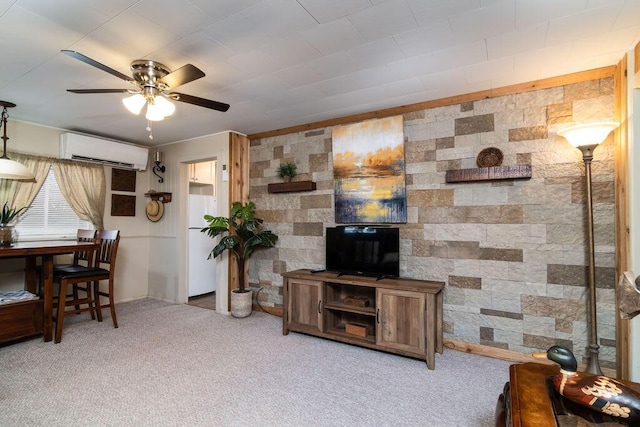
[[72, 284, 80, 312], [55, 281, 67, 343], [108, 278, 118, 328], [93, 280, 103, 322]]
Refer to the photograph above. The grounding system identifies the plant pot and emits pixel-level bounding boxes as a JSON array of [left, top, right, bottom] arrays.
[[230, 289, 253, 318], [0, 225, 15, 247]]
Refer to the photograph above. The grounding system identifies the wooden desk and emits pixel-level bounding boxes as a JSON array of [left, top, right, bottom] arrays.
[[0, 240, 98, 342], [496, 362, 640, 426]]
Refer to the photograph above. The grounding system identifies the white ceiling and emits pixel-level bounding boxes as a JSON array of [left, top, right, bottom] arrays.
[[1, 0, 638, 147]]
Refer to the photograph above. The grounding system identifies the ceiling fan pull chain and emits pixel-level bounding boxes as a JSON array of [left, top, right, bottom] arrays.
[[147, 120, 153, 140]]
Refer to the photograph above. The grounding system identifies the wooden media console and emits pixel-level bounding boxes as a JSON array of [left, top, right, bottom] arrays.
[[282, 269, 445, 369]]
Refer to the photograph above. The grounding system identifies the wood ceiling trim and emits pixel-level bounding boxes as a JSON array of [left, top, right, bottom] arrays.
[[247, 65, 616, 141]]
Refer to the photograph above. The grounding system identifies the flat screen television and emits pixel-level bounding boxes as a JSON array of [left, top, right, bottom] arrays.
[[325, 226, 400, 279]]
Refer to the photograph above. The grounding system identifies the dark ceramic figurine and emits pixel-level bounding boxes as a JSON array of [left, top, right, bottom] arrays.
[[533, 346, 640, 422]]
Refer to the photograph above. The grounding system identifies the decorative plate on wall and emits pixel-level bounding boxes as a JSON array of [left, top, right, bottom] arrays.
[[477, 147, 503, 167]]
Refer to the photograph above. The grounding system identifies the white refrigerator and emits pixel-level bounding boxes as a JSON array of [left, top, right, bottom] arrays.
[[188, 194, 217, 297]]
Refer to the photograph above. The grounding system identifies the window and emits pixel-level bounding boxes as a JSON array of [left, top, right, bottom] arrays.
[[15, 167, 93, 240]]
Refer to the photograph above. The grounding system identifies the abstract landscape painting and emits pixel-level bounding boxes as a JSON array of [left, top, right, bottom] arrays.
[[332, 115, 406, 224]]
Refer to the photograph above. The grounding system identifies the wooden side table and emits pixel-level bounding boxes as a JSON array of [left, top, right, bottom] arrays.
[[496, 362, 640, 427]]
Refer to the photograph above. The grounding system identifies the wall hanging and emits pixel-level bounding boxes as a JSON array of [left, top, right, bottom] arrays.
[[331, 115, 406, 224]]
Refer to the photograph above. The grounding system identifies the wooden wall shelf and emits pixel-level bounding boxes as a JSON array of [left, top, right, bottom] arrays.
[[145, 191, 172, 203], [268, 180, 316, 193], [445, 165, 532, 183]]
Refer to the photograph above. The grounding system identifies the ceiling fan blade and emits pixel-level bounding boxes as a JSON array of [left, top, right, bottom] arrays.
[[169, 92, 230, 112], [160, 64, 205, 89], [61, 50, 133, 82], [67, 89, 131, 94]]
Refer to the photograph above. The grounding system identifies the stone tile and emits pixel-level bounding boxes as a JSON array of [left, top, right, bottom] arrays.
[[573, 96, 615, 123], [547, 264, 585, 286], [448, 275, 482, 289], [516, 152, 531, 164], [251, 160, 271, 179], [480, 326, 493, 340], [436, 136, 455, 149], [292, 222, 323, 236], [408, 189, 454, 207], [508, 125, 548, 141], [480, 248, 523, 262], [300, 194, 332, 209], [480, 308, 523, 320], [404, 110, 426, 121], [523, 334, 557, 350], [273, 145, 284, 159], [436, 159, 460, 172], [461, 101, 474, 112], [412, 239, 432, 257], [547, 102, 573, 124], [555, 318, 573, 334], [305, 129, 325, 137], [600, 77, 614, 96], [564, 80, 601, 103], [309, 153, 328, 173], [571, 180, 614, 204], [455, 114, 495, 136]]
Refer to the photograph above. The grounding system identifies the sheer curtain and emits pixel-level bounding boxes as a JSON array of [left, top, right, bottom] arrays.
[[0, 152, 106, 230], [53, 159, 106, 230], [0, 152, 50, 218]]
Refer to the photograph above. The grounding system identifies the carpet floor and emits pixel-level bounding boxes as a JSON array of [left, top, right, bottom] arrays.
[[0, 298, 511, 426]]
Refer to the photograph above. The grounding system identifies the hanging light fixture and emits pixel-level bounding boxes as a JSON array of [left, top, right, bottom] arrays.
[[122, 87, 175, 122], [0, 101, 35, 181]]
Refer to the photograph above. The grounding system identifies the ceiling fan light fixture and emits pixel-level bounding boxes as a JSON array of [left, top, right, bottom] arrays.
[[154, 95, 175, 117], [122, 93, 146, 115], [145, 96, 175, 121]]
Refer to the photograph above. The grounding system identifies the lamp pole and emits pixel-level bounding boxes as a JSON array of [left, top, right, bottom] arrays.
[[557, 122, 617, 376], [578, 144, 602, 376]]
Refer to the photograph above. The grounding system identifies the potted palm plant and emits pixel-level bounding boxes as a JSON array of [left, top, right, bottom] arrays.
[[0, 202, 26, 246], [201, 201, 278, 317]]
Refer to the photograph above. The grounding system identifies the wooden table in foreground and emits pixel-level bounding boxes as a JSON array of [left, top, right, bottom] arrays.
[[496, 362, 640, 427], [0, 240, 98, 342]]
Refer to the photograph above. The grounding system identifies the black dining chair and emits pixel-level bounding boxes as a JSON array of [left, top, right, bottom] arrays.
[[52, 229, 120, 343]]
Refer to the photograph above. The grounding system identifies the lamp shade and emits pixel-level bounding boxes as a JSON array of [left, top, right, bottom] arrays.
[[145, 96, 175, 122], [122, 94, 146, 115], [557, 122, 618, 148], [0, 158, 35, 180]]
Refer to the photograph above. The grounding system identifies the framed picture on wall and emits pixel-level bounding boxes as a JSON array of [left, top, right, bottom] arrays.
[[331, 115, 407, 224]]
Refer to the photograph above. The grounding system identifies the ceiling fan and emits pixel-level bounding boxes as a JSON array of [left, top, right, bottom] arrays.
[[62, 50, 230, 123]]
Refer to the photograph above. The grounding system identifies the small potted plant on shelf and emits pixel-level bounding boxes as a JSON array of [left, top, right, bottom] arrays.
[[277, 161, 297, 182], [201, 201, 278, 317], [0, 202, 26, 246]]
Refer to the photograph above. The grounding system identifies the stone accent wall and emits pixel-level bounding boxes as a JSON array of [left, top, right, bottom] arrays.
[[250, 77, 617, 369]]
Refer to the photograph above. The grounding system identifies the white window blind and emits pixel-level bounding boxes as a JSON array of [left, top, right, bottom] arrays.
[[15, 167, 93, 240]]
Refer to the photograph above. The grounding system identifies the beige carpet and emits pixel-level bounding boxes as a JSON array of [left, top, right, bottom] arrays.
[[0, 298, 511, 426]]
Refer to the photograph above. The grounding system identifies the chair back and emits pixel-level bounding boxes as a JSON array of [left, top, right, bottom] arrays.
[[73, 229, 97, 265], [94, 230, 120, 273]]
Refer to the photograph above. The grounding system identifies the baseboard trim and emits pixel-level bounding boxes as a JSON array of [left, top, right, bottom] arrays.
[[444, 339, 554, 365]]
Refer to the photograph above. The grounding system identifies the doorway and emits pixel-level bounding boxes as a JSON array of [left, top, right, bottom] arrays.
[[187, 160, 217, 310]]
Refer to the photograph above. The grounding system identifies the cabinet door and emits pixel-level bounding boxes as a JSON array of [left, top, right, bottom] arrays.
[[376, 288, 425, 355], [192, 162, 213, 184], [287, 278, 323, 333]]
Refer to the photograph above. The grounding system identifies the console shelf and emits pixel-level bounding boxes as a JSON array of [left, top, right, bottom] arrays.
[[282, 269, 445, 370]]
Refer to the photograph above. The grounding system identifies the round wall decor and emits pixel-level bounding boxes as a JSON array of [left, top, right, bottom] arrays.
[[477, 147, 503, 167]]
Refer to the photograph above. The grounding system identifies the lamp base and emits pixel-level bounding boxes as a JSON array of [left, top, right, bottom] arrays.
[[585, 343, 603, 375]]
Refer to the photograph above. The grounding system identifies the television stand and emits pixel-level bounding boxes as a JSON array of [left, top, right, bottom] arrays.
[[282, 269, 444, 369]]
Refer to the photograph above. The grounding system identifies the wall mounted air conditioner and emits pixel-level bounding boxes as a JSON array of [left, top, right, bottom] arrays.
[[60, 133, 149, 171]]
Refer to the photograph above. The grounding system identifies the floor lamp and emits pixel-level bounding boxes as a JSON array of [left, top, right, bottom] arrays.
[[557, 121, 618, 375]]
